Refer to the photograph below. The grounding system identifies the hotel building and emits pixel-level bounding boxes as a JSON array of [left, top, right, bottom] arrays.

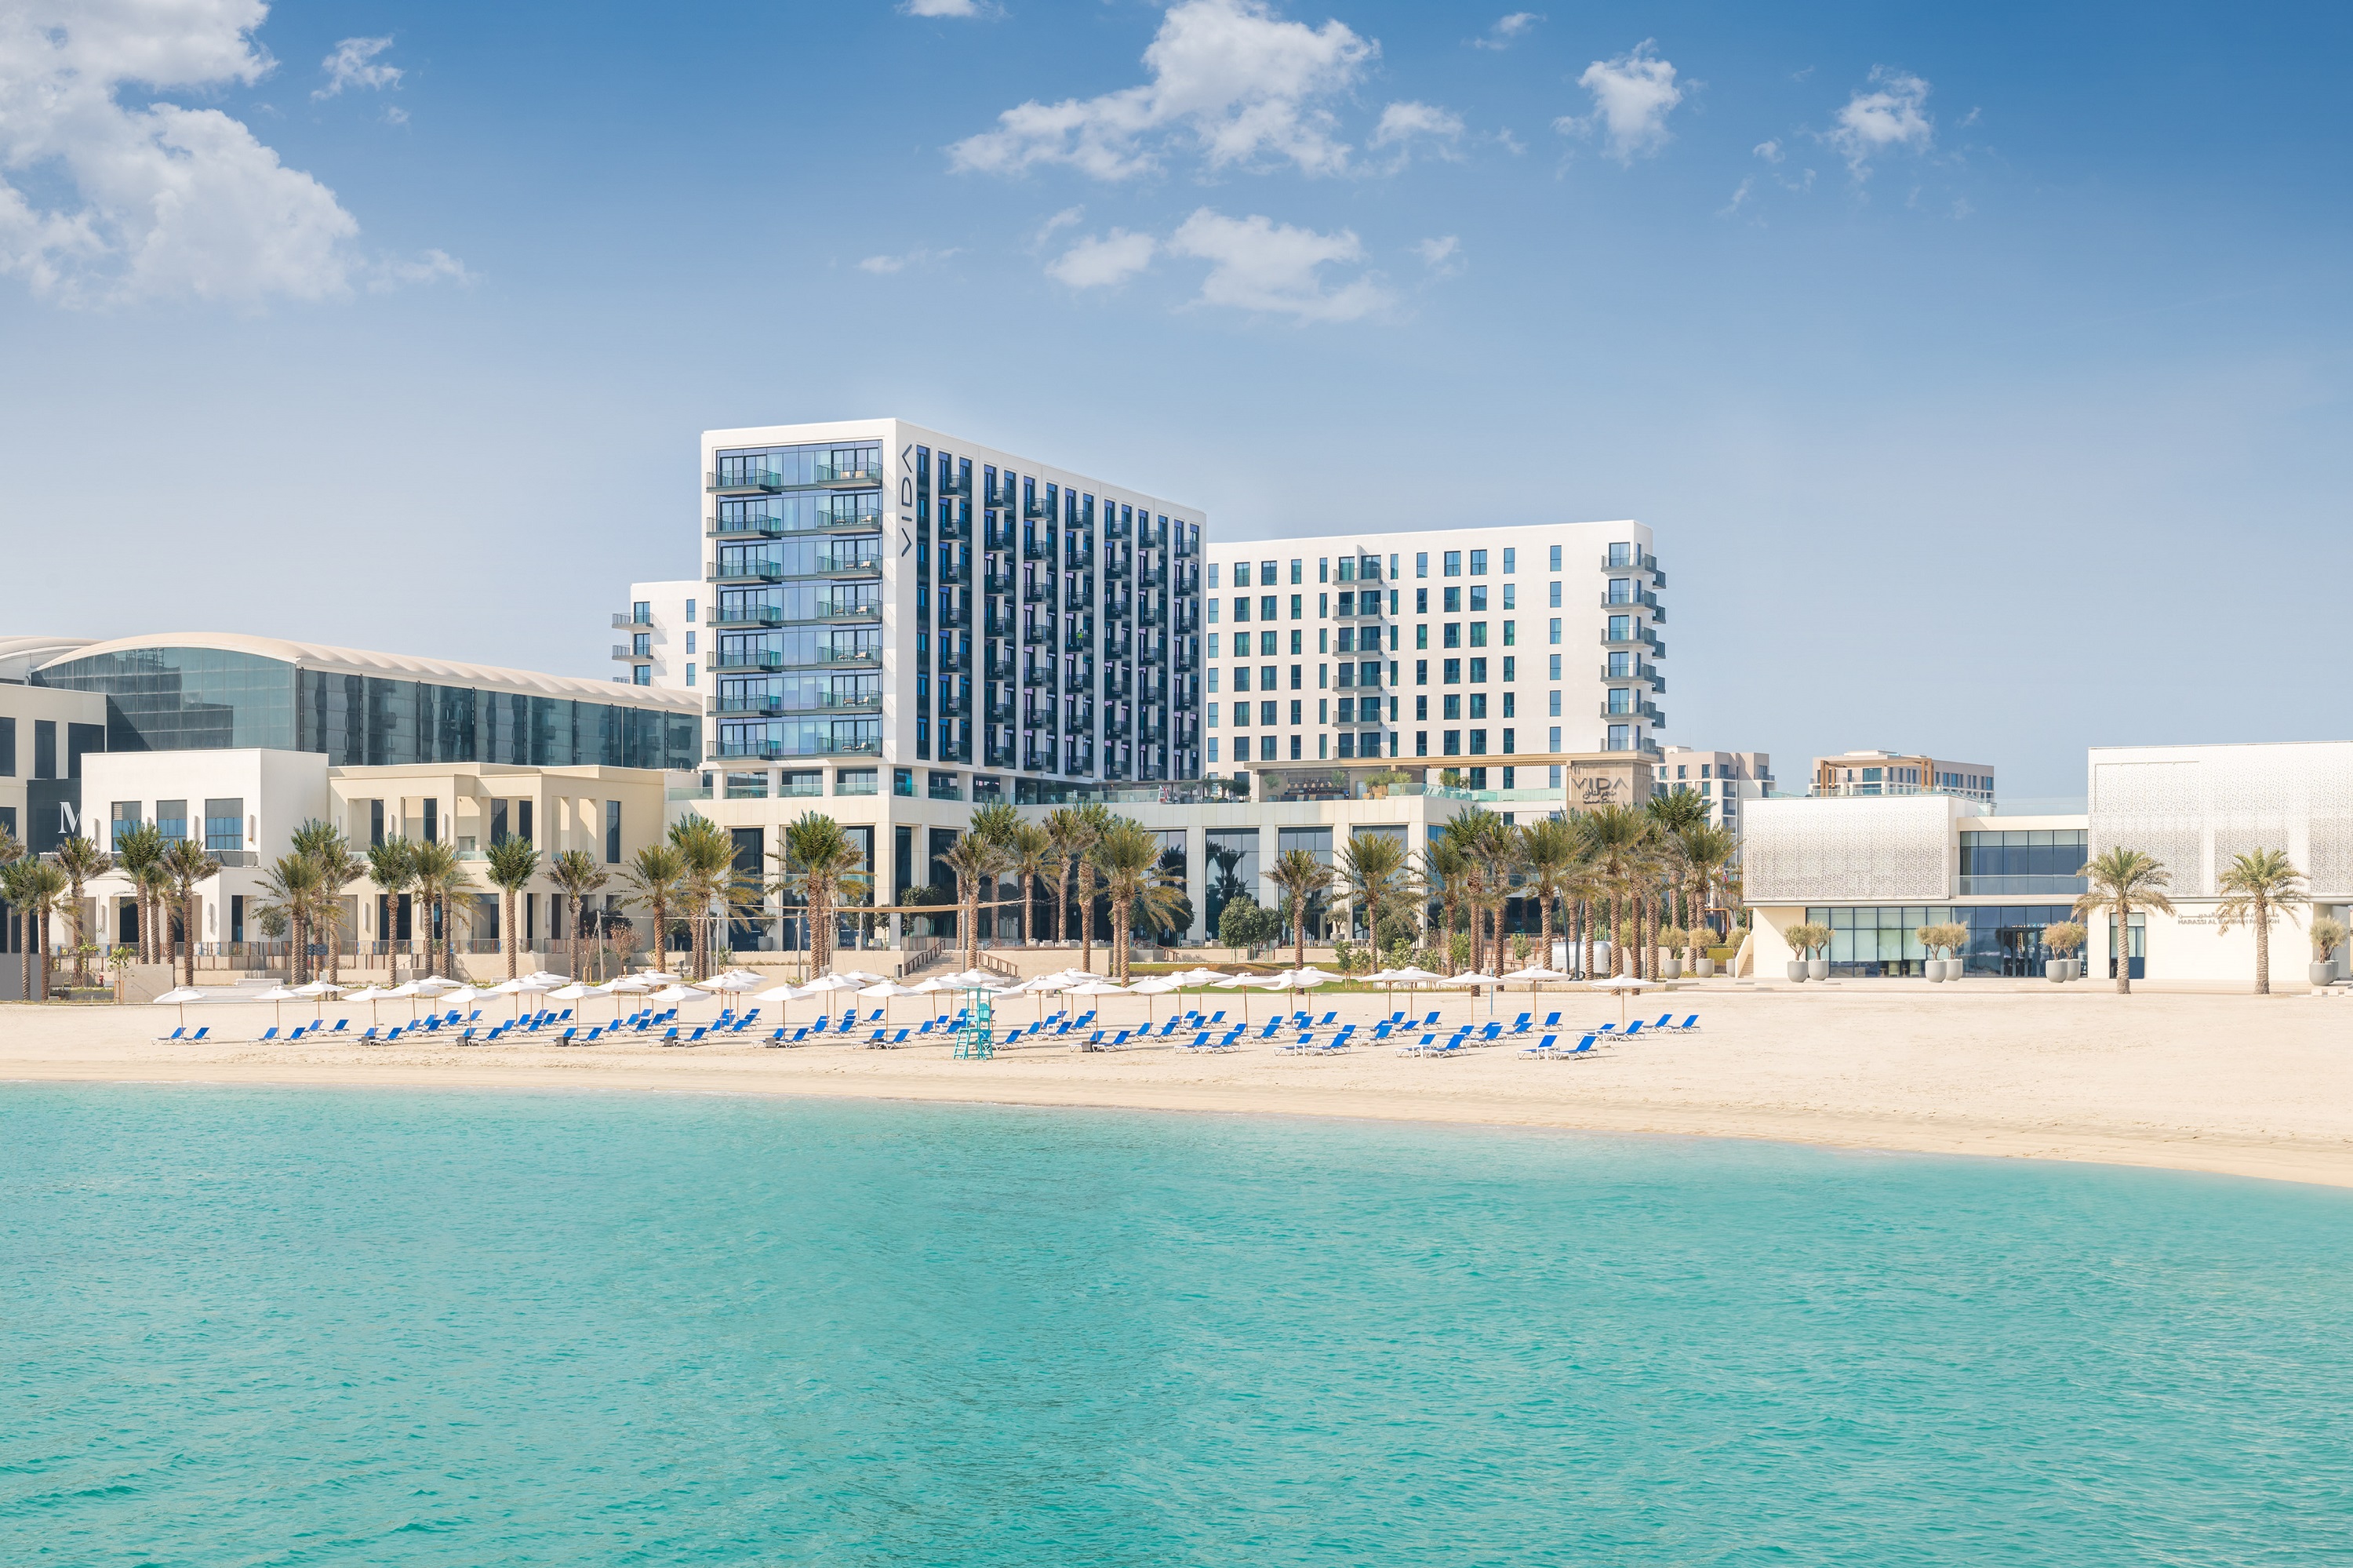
[[1657, 747, 1772, 833], [610, 580, 702, 692], [1811, 750, 1995, 807], [1201, 521, 1665, 788]]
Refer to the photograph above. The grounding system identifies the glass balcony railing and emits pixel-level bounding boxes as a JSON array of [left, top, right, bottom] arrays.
[[611, 610, 652, 630], [707, 652, 784, 674], [710, 468, 785, 492], [815, 463, 882, 487], [712, 607, 785, 628], [818, 645, 881, 664], [815, 601, 882, 620], [709, 564, 786, 584], [711, 737, 882, 761]]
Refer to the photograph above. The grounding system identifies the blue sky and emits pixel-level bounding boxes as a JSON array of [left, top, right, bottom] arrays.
[[1, 0, 2345, 793]]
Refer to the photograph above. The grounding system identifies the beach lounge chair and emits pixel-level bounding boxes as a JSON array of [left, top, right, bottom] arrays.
[[1398, 1033, 1444, 1057], [1618, 1020, 1645, 1042], [1175, 1031, 1212, 1053], [383, 1025, 406, 1042], [355, 1026, 379, 1043], [155, 1026, 187, 1042], [188, 1026, 209, 1042], [1543, 1012, 1562, 1029], [1653, 1013, 1676, 1030], [1476, 1022, 1503, 1042], [668, 1026, 707, 1047], [256, 1026, 281, 1043], [1509, 1012, 1533, 1034], [1671, 1014, 1700, 1032], [1257, 1019, 1282, 1039], [1419, 1010, 1442, 1028], [1313, 1010, 1337, 1028], [458, 1027, 479, 1045], [1518, 1032, 1563, 1057], [555, 1028, 577, 1046]]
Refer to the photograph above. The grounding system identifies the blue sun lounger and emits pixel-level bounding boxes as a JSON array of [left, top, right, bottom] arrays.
[[1517, 1032, 1563, 1057]]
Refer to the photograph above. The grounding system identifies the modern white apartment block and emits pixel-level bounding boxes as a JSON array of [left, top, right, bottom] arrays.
[[698, 419, 1204, 796], [1657, 747, 1771, 831], [1201, 521, 1664, 780], [610, 580, 702, 692], [1811, 750, 1995, 806]]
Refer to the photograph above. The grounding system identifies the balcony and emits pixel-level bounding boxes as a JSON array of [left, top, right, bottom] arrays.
[[1022, 534, 1051, 562], [1020, 580, 1049, 605], [707, 651, 783, 675], [1021, 623, 1049, 646], [815, 463, 882, 488], [984, 568, 1013, 595], [711, 606, 784, 628], [1957, 874, 2089, 897], [817, 551, 882, 575], [709, 468, 785, 493], [816, 601, 882, 620], [709, 564, 785, 584], [984, 612, 1014, 640], [709, 693, 878, 718], [984, 653, 1014, 682], [1600, 700, 1665, 725], [611, 610, 652, 631], [1601, 547, 1661, 574], [610, 644, 649, 663], [711, 736, 882, 761], [1600, 588, 1664, 613], [707, 515, 784, 540], [1600, 623, 1661, 651], [818, 645, 881, 665], [987, 698, 1014, 725]]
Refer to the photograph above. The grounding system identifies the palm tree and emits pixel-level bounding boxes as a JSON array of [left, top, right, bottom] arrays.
[[1041, 808, 1091, 951], [0, 857, 31, 1001], [367, 838, 420, 975], [2215, 847, 2308, 995], [1645, 791, 1709, 924], [1335, 831, 1413, 956], [941, 831, 1013, 973], [771, 813, 867, 977], [161, 837, 221, 988], [1091, 819, 1186, 982], [668, 816, 742, 980], [255, 853, 325, 984], [408, 840, 468, 978], [52, 835, 114, 986], [1265, 846, 1337, 972], [15, 859, 67, 1000], [1421, 833, 1469, 972], [111, 820, 164, 964], [2073, 847, 2176, 994], [1676, 823, 1738, 953], [293, 821, 363, 984], [1066, 802, 1115, 973], [546, 849, 609, 981], [1517, 816, 1584, 971], [617, 843, 686, 976], [967, 802, 1023, 940], [1006, 822, 1054, 946], [482, 836, 543, 980], [1584, 803, 1656, 977]]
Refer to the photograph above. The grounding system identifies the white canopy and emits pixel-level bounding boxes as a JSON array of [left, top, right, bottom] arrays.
[[1171, 966, 1225, 986], [606, 977, 654, 994], [649, 984, 704, 1003], [1588, 976, 1662, 991], [151, 987, 206, 1005], [1384, 966, 1445, 984], [833, 970, 887, 985], [755, 982, 816, 1002], [414, 976, 467, 994], [290, 980, 347, 996], [1272, 967, 1336, 989], [632, 969, 681, 982], [340, 985, 391, 1002], [1128, 977, 1183, 994], [858, 981, 928, 999], [1062, 980, 1130, 996], [800, 973, 864, 994], [1442, 972, 1506, 988], [544, 983, 596, 1001], [942, 969, 1006, 988], [1502, 966, 1571, 983], [1213, 971, 1288, 989], [486, 978, 547, 995], [698, 973, 764, 992], [252, 984, 302, 1002]]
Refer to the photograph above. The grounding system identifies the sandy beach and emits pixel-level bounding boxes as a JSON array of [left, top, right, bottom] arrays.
[[6, 983, 2352, 1188]]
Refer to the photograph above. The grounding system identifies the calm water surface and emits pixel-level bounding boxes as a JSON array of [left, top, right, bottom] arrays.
[[3, 1086, 2351, 1566]]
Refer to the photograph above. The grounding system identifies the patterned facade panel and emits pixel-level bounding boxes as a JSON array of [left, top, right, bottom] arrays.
[[2090, 761, 2205, 896], [1744, 797, 1952, 904]]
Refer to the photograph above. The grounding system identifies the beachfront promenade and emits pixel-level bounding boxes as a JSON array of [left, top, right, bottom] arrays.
[[8, 983, 2353, 1189]]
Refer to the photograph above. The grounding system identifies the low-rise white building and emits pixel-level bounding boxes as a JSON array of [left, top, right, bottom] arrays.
[[610, 580, 701, 692]]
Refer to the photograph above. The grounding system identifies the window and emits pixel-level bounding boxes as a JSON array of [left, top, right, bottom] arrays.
[[1207, 668, 1220, 693], [1548, 581, 1562, 609], [726, 771, 769, 799], [1502, 692, 1515, 718], [1550, 654, 1563, 679], [606, 799, 623, 864], [686, 598, 697, 622], [632, 632, 652, 657], [1260, 559, 1276, 584], [1501, 624, 1515, 646], [685, 631, 696, 655], [1235, 597, 1250, 623], [1415, 625, 1428, 649], [1415, 660, 1428, 685], [204, 799, 242, 853], [1260, 595, 1277, 621], [1443, 729, 1461, 755], [1609, 689, 1635, 714], [1260, 735, 1278, 762], [1416, 732, 1429, 756], [1290, 630, 1303, 655], [1470, 549, 1487, 575], [1607, 724, 1631, 751], [1416, 588, 1428, 613], [1550, 727, 1562, 751], [1608, 615, 1633, 640], [1444, 694, 1462, 720], [1290, 700, 1303, 725], [1443, 658, 1461, 683], [1503, 548, 1516, 574], [1501, 584, 1515, 609], [837, 769, 878, 795], [1548, 690, 1562, 716], [1443, 551, 1461, 577], [1291, 559, 1304, 584], [1415, 695, 1428, 719], [780, 770, 823, 797], [1235, 562, 1251, 587], [1207, 600, 1220, 624], [631, 599, 651, 624], [1207, 703, 1220, 726], [929, 771, 964, 800], [632, 666, 652, 686], [1289, 595, 1302, 620], [1549, 618, 1562, 645], [893, 767, 915, 796], [0, 716, 12, 777], [1501, 656, 1515, 680], [1207, 738, 1220, 762], [1260, 631, 1278, 657], [1234, 667, 1250, 692], [1469, 586, 1487, 612], [1549, 544, 1562, 571], [1260, 700, 1278, 726], [686, 664, 696, 686], [1443, 624, 1461, 649], [1469, 657, 1488, 683], [1609, 542, 1633, 567], [1469, 624, 1488, 648], [1416, 552, 1429, 578], [1211, 563, 1223, 588], [1290, 665, 1303, 690], [1443, 587, 1461, 613]]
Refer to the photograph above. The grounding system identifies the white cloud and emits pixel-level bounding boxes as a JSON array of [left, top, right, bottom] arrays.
[[1167, 207, 1391, 322], [1415, 235, 1463, 276], [315, 36, 398, 100], [1370, 100, 1464, 150], [904, 0, 984, 13], [0, 1, 433, 306], [1753, 138, 1784, 164], [1047, 228, 1157, 289], [369, 247, 468, 291], [856, 246, 960, 275], [1470, 13, 1540, 50], [1563, 41, 1682, 162], [1828, 67, 1932, 173], [1719, 176, 1752, 215], [1031, 206, 1085, 250], [947, 0, 1375, 180]]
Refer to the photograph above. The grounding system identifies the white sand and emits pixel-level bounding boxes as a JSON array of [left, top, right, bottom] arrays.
[[7, 983, 2352, 1188]]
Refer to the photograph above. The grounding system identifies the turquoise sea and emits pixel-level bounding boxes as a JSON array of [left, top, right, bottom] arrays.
[[5, 1088, 2352, 1565]]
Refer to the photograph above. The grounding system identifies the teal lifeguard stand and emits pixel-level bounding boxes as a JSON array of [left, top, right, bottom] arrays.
[[952, 986, 995, 1059]]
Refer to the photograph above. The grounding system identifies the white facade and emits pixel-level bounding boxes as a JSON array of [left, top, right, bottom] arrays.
[[610, 579, 701, 693], [1658, 746, 1770, 832], [700, 418, 1204, 793], [1810, 749, 1996, 806], [1200, 522, 1662, 775]]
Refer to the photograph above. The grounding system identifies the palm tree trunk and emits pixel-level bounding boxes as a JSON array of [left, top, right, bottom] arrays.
[[1078, 871, 1096, 974], [2255, 899, 2270, 995], [2115, 903, 2131, 994], [183, 894, 197, 987]]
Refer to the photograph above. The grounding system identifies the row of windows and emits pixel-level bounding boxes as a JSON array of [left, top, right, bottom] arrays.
[[1210, 543, 1642, 591], [1209, 696, 1400, 726]]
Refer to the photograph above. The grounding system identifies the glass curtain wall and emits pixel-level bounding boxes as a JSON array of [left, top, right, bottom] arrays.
[[1806, 904, 2082, 977]]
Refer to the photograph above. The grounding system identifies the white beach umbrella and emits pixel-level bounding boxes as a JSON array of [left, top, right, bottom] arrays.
[[1502, 963, 1571, 1015], [151, 986, 207, 1028], [648, 984, 703, 1005], [1064, 980, 1129, 996], [632, 969, 681, 983], [1128, 973, 1181, 1022], [833, 970, 886, 986], [1442, 970, 1505, 1023], [1588, 973, 1663, 1024], [1213, 968, 1284, 1024], [857, 980, 928, 1023], [252, 984, 301, 1030], [415, 975, 466, 994], [608, 976, 654, 993]]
